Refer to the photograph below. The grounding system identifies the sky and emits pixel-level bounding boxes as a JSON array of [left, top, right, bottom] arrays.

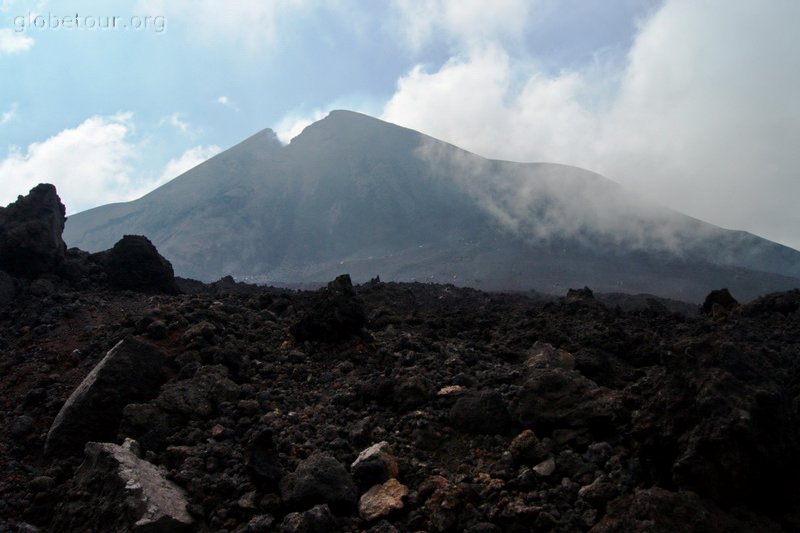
[[0, 0, 798, 249]]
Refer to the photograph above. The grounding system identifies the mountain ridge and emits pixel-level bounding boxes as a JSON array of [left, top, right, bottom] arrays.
[[64, 110, 800, 302]]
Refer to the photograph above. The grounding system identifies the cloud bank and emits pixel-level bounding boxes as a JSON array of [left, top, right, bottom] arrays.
[[0, 114, 221, 214], [381, 0, 800, 249]]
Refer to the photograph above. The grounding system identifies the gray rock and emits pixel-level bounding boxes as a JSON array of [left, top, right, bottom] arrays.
[[52, 441, 192, 532], [533, 457, 556, 476], [280, 453, 357, 513], [351, 441, 399, 490], [45, 336, 168, 456]]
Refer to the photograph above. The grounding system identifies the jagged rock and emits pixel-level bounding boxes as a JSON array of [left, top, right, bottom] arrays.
[[629, 360, 800, 512], [700, 288, 738, 314], [532, 457, 556, 476], [246, 514, 276, 532], [154, 365, 240, 419], [448, 390, 512, 435], [743, 289, 800, 316], [51, 441, 192, 532], [0, 183, 66, 278], [92, 235, 179, 294], [509, 429, 548, 464], [290, 274, 367, 342], [119, 365, 239, 452], [358, 478, 408, 521], [565, 286, 595, 302], [578, 474, 618, 506], [511, 368, 623, 432], [279, 504, 337, 533], [590, 487, 768, 532], [351, 441, 400, 490], [45, 336, 168, 456], [280, 453, 358, 513], [419, 475, 463, 532], [526, 341, 575, 370]]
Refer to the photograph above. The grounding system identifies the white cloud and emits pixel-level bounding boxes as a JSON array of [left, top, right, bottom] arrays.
[[381, 0, 800, 249], [0, 113, 140, 213], [274, 109, 329, 144], [216, 95, 238, 111], [391, 0, 533, 51], [159, 112, 192, 134], [157, 144, 221, 183], [0, 103, 17, 125], [0, 28, 34, 54]]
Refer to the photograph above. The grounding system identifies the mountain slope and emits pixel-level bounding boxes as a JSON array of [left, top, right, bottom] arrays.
[[64, 110, 800, 301]]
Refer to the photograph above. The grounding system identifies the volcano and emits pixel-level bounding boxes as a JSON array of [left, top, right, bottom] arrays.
[[64, 110, 800, 301]]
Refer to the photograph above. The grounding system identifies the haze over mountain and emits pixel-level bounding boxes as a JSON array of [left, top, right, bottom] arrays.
[[64, 110, 800, 302]]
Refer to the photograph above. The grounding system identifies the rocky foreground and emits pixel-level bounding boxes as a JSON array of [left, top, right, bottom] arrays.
[[1, 185, 800, 532]]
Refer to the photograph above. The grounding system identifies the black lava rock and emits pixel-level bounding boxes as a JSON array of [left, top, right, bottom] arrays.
[[92, 235, 179, 294], [448, 391, 512, 435], [280, 453, 358, 514], [290, 274, 367, 342], [0, 183, 67, 278]]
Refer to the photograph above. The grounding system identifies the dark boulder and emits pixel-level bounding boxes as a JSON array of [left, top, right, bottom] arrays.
[[448, 390, 512, 435], [290, 274, 367, 342], [92, 235, 179, 294], [700, 288, 738, 314], [511, 368, 623, 433], [279, 504, 337, 533], [280, 453, 358, 513], [0, 183, 67, 278], [45, 336, 169, 456]]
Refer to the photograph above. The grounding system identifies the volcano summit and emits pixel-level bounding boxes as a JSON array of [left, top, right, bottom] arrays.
[[64, 110, 800, 301]]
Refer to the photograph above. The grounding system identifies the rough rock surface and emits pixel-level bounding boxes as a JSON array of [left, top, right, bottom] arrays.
[[0, 183, 67, 278], [51, 441, 192, 532], [1, 270, 799, 532], [45, 336, 168, 455], [359, 479, 408, 521], [92, 235, 179, 294], [290, 274, 367, 342], [280, 453, 358, 513]]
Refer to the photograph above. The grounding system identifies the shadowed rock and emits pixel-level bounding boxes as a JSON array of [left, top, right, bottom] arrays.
[[280, 453, 358, 513], [92, 235, 179, 294], [700, 288, 738, 314], [290, 274, 367, 342], [45, 336, 168, 456], [449, 390, 512, 435], [0, 183, 66, 278]]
